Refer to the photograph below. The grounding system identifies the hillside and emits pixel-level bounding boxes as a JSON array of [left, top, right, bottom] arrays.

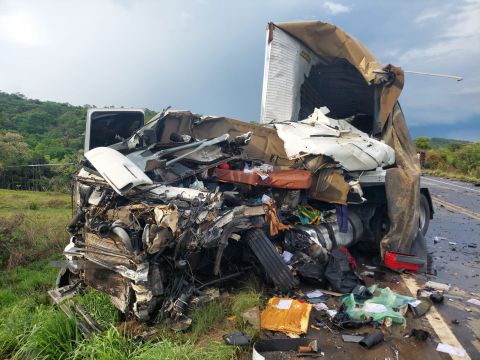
[[429, 137, 470, 149], [0, 91, 157, 191]]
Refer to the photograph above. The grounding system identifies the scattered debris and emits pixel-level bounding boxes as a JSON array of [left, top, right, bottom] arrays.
[[436, 343, 466, 357], [253, 339, 320, 360], [341, 334, 365, 343], [384, 252, 424, 272], [223, 331, 251, 346], [433, 236, 447, 244], [424, 281, 451, 292], [260, 297, 312, 335], [466, 298, 480, 307], [410, 328, 430, 341], [341, 286, 414, 326], [360, 271, 375, 277], [429, 293, 444, 304], [359, 329, 384, 349], [409, 298, 432, 317]]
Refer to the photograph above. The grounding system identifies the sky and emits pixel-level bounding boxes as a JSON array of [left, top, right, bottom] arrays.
[[0, 0, 479, 140]]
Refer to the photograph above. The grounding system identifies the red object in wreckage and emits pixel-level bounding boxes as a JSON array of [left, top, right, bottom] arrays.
[[218, 163, 230, 170], [384, 252, 423, 272]]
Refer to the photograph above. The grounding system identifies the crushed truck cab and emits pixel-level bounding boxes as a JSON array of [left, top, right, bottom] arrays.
[[55, 21, 433, 328]]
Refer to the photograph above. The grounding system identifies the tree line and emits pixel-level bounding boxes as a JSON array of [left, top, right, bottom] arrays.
[[0, 91, 156, 192], [415, 136, 480, 181]]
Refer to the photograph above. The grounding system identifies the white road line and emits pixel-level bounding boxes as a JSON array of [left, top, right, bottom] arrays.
[[402, 275, 471, 360], [422, 177, 480, 194]]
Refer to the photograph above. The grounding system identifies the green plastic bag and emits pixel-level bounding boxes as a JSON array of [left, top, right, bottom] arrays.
[[341, 287, 414, 325]]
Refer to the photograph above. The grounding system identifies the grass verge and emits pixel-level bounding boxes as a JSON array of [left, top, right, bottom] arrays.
[[0, 189, 70, 268], [422, 169, 480, 185]]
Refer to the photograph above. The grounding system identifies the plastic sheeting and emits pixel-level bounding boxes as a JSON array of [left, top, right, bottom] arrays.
[[341, 286, 414, 325], [381, 104, 422, 254]]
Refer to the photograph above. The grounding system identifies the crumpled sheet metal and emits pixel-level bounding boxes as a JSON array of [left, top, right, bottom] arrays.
[[213, 168, 312, 189], [308, 169, 350, 205], [276, 21, 381, 82], [260, 297, 312, 334], [151, 111, 295, 166], [84, 146, 152, 194], [274, 109, 395, 171], [273, 21, 404, 128]]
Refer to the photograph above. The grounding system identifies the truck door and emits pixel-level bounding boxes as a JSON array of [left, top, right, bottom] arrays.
[[84, 109, 145, 153]]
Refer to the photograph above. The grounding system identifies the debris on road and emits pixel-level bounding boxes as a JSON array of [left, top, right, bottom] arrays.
[[253, 339, 321, 360], [359, 329, 384, 349], [436, 343, 467, 357], [466, 298, 480, 307], [341, 334, 365, 343], [260, 297, 312, 335], [424, 281, 451, 292], [410, 328, 430, 341]]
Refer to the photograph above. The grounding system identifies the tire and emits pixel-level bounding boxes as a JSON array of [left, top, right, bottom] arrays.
[[244, 229, 296, 292], [419, 193, 430, 236], [371, 205, 390, 247]]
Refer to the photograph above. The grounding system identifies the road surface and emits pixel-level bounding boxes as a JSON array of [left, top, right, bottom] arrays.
[[419, 176, 480, 358], [421, 176, 480, 290]]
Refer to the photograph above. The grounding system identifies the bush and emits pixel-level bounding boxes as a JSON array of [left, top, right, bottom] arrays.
[[27, 201, 39, 210]]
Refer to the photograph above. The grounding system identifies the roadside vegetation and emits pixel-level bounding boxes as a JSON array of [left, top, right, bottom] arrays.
[[0, 189, 261, 359], [0, 91, 157, 192], [415, 137, 480, 184]]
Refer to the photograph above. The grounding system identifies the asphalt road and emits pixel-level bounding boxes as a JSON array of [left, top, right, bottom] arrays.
[[420, 176, 480, 358], [421, 176, 480, 290]]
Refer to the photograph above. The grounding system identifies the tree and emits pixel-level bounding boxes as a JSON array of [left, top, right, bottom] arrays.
[[0, 132, 31, 167], [414, 136, 431, 150]]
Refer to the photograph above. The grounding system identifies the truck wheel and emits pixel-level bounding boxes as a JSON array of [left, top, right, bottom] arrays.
[[419, 193, 430, 236], [372, 205, 390, 246]]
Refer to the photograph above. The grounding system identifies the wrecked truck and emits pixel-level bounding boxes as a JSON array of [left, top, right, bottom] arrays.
[[53, 21, 433, 329]]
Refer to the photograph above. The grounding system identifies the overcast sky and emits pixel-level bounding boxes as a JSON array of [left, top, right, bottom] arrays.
[[0, 0, 479, 140]]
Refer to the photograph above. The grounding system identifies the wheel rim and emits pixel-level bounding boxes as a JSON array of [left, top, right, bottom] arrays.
[[419, 204, 426, 230]]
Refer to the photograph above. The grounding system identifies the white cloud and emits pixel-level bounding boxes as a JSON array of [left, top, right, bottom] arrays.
[[414, 11, 439, 24], [401, 1, 480, 65], [323, 1, 351, 15], [0, 13, 46, 46]]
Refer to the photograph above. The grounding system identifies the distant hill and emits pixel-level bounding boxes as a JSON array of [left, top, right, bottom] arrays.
[[429, 137, 470, 149], [0, 91, 157, 190], [0, 91, 157, 161]]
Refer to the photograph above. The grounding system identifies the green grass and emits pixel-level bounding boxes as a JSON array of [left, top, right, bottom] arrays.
[[76, 290, 120, 329], [0, 188, 70, 211], [0, 189, 70, 267], [13, 306, 81, 360], [133, 339, 237, 360], [71, 327, 138, 360], [423, 169, 480, 184], [189, 300, 226, 341]]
